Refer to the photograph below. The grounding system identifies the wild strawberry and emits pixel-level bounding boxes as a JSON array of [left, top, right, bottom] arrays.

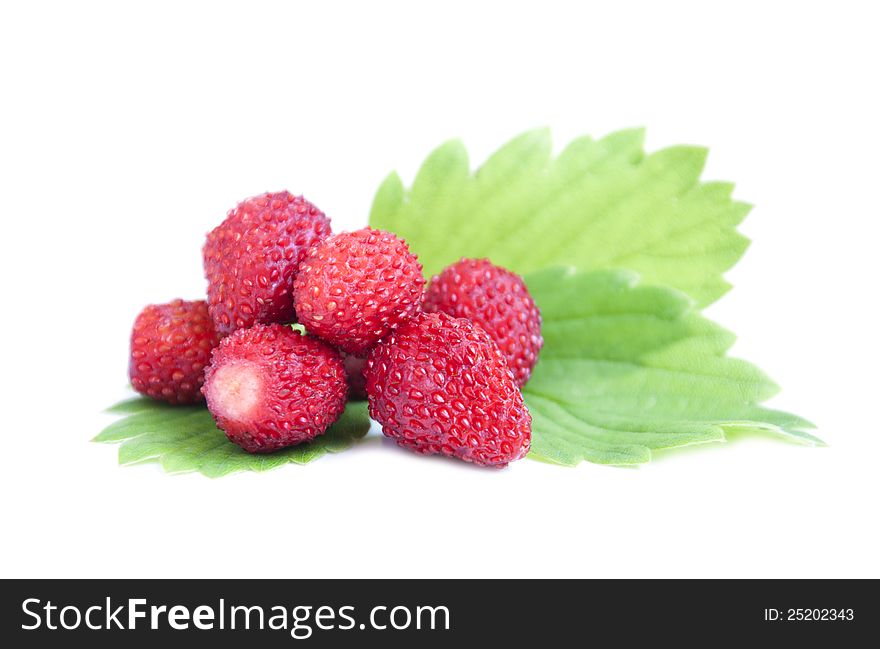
[[424, 258, 543, 387], [366, 312, 531, 467], [202, 324, 347, 453], [293, 228, 425, 355], [203, 191, 331, 336], [129, 299, 219, 404]]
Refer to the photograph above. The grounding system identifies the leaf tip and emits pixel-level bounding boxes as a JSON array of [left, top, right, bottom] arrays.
[[603, 126, 646, 146], [648, 143, 710, 178], [369, 170, 406, 223], [424, 137, 469, 165], [790, 428, 826, 447], [487, 128, 553, 163]]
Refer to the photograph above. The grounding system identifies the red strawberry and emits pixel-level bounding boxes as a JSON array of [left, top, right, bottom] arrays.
[[366, 312, 531, 467], [129, 299, 219, 404], [424, 258, 543, 387], [203, 191, 331, 336], [202, 324, 347, 453], [293, 228, 425, 355], [343, 354, 368, 400]]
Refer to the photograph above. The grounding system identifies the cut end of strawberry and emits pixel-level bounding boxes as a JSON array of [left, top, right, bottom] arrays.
[[201, 324, 348, 453], [203, 361, 264, 424]]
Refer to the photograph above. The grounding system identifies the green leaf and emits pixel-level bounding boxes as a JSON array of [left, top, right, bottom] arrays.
[[94, 399, 371, 477], [522, 268, 820, 465], [369, 129, 751, 306]]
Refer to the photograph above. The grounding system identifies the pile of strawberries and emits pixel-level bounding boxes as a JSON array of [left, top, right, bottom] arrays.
[[129, 191, 543, 467]]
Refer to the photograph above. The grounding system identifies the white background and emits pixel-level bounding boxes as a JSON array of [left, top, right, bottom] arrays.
[[1, 0, 878, 579]]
